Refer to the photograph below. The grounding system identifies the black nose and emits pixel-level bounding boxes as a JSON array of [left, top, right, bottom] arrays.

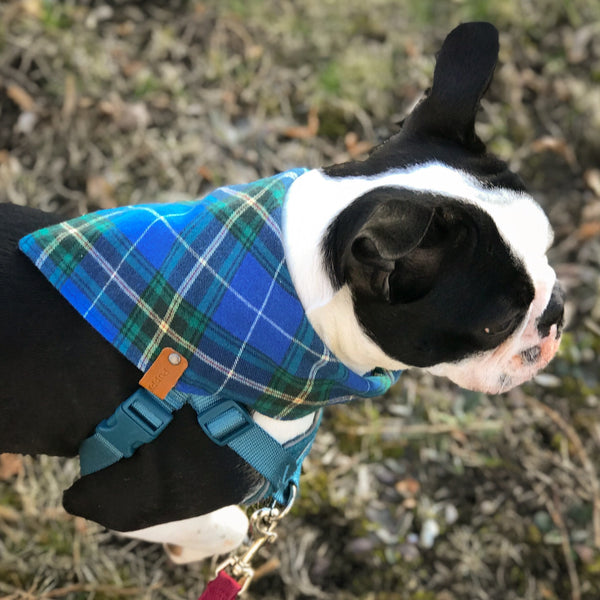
[[537, 282, 565, 338]]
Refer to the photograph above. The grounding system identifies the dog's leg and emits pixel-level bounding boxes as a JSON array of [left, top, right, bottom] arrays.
[[118, 413, 316, 563], [62, 404, 263, 531]]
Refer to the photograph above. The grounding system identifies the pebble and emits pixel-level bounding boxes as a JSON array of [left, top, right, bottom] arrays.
[[533, 373, 562, 388], [15, 112, 38, 135], [398, 542, 421, 562], [444, 504, 459, 525], [420, 518, 440, 549], [346, 537, 376, 555]]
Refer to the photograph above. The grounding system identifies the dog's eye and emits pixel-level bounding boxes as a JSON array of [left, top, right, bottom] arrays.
[[483, 316, 521, 337]]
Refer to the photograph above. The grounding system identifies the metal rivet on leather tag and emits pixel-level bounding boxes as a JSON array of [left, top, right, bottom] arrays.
[[168, 352, 182, 366]]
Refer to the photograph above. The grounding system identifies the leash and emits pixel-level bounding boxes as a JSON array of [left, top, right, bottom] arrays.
[[198, 572, 241, 600], [199, 484, 297, 598]]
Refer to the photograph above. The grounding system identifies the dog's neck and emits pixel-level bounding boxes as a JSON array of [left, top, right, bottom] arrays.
[[282, 167, 409, 375]]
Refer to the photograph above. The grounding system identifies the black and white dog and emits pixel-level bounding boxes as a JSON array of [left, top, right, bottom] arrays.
[[0, 22, 564, 563]]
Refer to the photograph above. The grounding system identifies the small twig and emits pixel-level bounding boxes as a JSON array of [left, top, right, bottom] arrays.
[[0, 583, 163, 600], [546, 494, 581, 600], [45, 583, 162, 598], [252, 556, 281, 581], [340, 419, 504, 438], [525, 395, 600, 548]]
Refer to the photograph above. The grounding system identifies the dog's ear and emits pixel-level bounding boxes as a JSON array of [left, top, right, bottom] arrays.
[[401, 21, 499, 150], [350, 201, 434, 273], [342, 190, 472, 304]]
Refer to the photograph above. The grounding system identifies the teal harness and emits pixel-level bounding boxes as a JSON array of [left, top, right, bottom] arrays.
[[78, 384, 320, 504]]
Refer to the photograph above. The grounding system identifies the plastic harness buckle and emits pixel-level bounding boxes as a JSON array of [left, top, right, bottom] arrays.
[[197, 400, 254, 446], [79, 388, 174, 476]]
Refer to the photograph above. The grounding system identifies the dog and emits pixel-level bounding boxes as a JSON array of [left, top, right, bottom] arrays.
[[0, 22, 564, 564]]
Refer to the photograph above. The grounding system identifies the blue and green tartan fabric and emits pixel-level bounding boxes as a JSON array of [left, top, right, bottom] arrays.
[[19, 169, 401, 420]]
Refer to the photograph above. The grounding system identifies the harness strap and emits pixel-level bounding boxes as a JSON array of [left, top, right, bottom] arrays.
[[78, 388, 320, 504]]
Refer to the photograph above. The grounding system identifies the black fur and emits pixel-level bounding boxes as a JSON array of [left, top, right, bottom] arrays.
[[537, 283, 566, 338]]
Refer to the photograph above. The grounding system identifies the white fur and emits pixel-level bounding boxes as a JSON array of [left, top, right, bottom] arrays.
[[307, 286, 409, 374], [282, 162, 557, 380], [121, 505, 249, 564], [252, 411, 316, 444]]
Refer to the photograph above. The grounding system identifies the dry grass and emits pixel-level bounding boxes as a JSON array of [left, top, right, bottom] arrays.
[[2, 0, 600, 598]]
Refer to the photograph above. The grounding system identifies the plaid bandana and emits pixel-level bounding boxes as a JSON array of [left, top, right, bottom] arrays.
[[19, 169, 400, 420]]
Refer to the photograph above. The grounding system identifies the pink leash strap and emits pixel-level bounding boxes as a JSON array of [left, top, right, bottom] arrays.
[[199, 571, 242, 600]]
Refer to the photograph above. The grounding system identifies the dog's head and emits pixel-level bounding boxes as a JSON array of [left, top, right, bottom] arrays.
[[284, 22, 563, 394]]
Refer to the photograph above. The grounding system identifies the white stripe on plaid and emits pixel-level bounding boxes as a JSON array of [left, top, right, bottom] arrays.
[[140, 181, 284, 368]]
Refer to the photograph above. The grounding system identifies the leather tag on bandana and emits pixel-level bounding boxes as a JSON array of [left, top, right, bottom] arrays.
[[140, 347, 188, 400]]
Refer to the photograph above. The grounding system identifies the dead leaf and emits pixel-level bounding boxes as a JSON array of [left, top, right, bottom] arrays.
[[584, 169, 600, 197], [7, 83, 36, 112], [121, 60, 145, 78], [403, 497, 417, 509], [22, 0, 43, 18], [530, 136, 577, 168], [395, 477, 420, 496], [577, 221, 600, 241], [78, 96, 94, 109], [451, 429, 468, 444], [99, 96, 150, 131], [87, 175, 116, 209], [344, 132, 373, 158], [283, 106, 319, 139], [62, 74, 77, 119], [74, 516, 89, 533], [253, 557, 281, 580], [0, 453, 24, 480], [116, 21, 135, 36], [197, 165, 215, 181], [99, 98, 118, 115], [245, 44, 264, 60]]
